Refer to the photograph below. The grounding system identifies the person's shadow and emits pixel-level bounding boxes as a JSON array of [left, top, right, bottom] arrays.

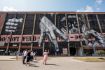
[[29, 64, 39, 67], [45, 63, 59, 66]]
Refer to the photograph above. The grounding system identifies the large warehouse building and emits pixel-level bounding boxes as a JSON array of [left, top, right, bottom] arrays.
[[0, 12, 105, 56]]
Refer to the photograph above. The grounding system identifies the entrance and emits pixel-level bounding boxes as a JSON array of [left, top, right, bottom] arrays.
[[69, 42, 80, 56], [70, 47, 76, 56], [69, 43, 77, 56]]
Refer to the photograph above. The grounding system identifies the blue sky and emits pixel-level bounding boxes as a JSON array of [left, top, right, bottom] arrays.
[[0, 0, 105, 12]]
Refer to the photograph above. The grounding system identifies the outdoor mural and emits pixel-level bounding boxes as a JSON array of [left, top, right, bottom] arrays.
[[0, 13, 105, 56], [39, 16, 68, 51]]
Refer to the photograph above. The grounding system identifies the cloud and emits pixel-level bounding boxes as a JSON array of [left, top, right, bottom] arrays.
[[95, 0, 103, 11], [96, 0, 103, 4], [77, 5, 94, 12], [3, 6, 17, 11], [96, 7, 100, 11]]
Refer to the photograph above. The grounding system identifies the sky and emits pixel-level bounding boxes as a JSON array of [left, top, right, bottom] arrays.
[[0, 0, 105, 12]]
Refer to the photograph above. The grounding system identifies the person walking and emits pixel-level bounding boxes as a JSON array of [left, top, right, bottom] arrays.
[[30, 51, 34, 61], [22, 49, 27, 64], [33, 51, 37, 60], [26, 50, 31, 66], [43, 50, 48, 65]]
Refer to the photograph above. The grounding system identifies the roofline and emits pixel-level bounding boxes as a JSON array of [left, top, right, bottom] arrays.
[[0, 11, 105, 14]]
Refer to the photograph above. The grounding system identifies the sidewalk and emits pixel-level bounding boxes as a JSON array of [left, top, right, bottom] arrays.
[[0, 56, 105, 70], [0, 56, 16, 61]]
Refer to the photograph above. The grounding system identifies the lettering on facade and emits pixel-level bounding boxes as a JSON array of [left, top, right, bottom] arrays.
[[5, 18, 23, 33], [0, 34, 83, 42]]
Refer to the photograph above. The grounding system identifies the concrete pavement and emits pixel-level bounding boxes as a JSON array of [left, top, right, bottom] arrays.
[[0, 56, 16, 61], [0, 56, 105, 70]]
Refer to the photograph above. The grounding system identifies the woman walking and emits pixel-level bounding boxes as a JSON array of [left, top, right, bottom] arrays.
[[43, 50, 48, 65]]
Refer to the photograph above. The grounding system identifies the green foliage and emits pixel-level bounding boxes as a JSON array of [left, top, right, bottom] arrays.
[[96, 50, 105, 56]]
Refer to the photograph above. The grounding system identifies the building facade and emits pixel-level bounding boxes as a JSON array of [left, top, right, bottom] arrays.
[[0, 12, 105, 56]]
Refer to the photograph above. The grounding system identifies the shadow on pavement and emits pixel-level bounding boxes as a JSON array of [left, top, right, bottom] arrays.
[[29, 64, 39, 67], [45, 63, 59, 66]]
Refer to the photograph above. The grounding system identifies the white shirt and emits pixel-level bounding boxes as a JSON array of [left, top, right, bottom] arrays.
[[23, 51, 27, 56]]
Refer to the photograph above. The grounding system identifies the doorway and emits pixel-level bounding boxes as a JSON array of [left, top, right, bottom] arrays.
[[70, 47, 76, 56]]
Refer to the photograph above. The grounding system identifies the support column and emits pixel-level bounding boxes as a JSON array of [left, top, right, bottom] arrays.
[[54, 13, 57, 56], [96, 14, 103, 34], [0, 13, 6, 34], [86, 14, 90, 29], [5, 14, 16, 54], [78, 47, 84, 56], [5, 32, 12, 53], [42, 13, 46, 54], [18, 14, 26, 53], [31, 14, 36, 51], [65, 14, 70, 56], [42, 42, 45, 54], [0, 13, 7, 53], [76, 13, 83, 56]]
